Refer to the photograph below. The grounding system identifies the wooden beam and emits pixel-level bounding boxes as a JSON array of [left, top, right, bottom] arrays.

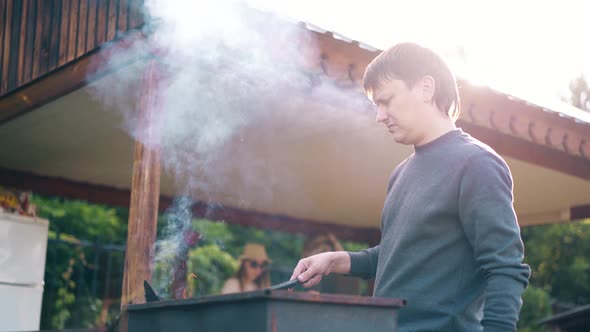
[[571, 204, 590, 221], [0, 30, 146, 125], [0, 167, 381, 244], [187, 201, 381, 244], [120, 58, 162, 311], [459, 121, 590, 181]]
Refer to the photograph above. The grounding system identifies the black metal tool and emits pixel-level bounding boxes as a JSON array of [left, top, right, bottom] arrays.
[[144, 280, 161, 302], [267, 278, 301, 291]]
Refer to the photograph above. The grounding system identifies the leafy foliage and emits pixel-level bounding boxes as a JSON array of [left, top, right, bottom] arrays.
[[152, 218, 308, 296], [31, 194, 590, 332], [185, 244, 238, 296], [192, 218, 307, 268], [516, 219, 590, 331], [521, 219, 590, 305], [518, 285, 552, 332], [32, 195, 128, 329], [33, 195, 128, 241]]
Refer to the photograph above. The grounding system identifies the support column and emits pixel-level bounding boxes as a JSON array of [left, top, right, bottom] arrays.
[[119, 57, 164, 332]]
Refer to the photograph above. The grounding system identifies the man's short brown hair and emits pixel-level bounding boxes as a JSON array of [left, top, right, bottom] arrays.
[[363, 42, 460, 121]]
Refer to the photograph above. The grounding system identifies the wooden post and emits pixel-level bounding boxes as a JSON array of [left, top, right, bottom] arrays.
[[119, 57, 164, 332]]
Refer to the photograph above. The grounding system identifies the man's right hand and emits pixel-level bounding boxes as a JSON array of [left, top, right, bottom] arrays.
[[290, 251, 351, 288]]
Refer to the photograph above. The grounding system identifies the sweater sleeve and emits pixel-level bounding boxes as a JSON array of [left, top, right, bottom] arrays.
[[348, 245, 380, 279], [458, 152, 531, 331]]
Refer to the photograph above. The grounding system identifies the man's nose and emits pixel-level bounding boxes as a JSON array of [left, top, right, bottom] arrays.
[[376, 107, 389, 124]]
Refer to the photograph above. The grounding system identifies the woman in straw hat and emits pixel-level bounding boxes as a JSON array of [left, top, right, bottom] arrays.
[[221, 243, 272, 294]]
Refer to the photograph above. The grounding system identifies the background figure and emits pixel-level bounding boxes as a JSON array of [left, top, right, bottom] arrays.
[[302, 233, 344, 256], [221, 243, 271, 294], [301, 233, 360, 295]]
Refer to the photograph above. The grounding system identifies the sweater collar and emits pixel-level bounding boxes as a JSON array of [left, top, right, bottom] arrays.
[[414, 128, 463, 154]]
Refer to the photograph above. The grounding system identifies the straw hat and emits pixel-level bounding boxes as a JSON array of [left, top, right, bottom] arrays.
[[239, 243, 272, 263]]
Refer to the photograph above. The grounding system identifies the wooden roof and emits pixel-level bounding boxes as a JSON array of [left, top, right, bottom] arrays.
[[301, 24, 590, 180], [1, 1, 589, 242]]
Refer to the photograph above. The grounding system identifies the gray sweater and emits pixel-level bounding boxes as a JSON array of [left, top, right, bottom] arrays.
[[349, 129, 531, 332]]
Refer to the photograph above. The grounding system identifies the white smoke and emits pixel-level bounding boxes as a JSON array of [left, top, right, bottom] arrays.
[[151, 196, 194, 297], [88, 0, 372, 297]]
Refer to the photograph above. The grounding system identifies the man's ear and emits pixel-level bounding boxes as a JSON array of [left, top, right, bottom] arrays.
[[421, 76, 436, 103]]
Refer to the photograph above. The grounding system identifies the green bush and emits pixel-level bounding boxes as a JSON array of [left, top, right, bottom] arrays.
[[518, 285, 552, 332]]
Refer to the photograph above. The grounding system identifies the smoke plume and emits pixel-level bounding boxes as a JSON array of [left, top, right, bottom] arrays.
[[88, 0, 372, 297]]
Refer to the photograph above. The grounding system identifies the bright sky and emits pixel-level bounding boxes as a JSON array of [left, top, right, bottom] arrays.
[[247, 0, 590, 120]]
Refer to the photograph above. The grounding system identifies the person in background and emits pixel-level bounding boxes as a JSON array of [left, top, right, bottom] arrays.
[[221, 243, 271, 294], [301, 233, 360, 295], [302, 233, 344, 257]]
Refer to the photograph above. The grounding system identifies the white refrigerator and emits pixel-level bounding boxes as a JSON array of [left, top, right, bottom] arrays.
[[0, 211, 49, 332]]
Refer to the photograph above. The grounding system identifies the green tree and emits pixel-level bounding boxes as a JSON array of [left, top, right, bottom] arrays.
[[185, 244, 238, 296], [32, 195, 129, 329], [33, 195, 128, 241], [521, 220, 590, 305], [33, 194, 371, 328], [518, 285, 552, 332], [191, 218, 306, 271], [516, 219, 590, 331]]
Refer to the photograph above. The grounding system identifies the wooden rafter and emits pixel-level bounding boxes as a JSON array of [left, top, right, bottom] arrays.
[[0, 167, 382, 244], [459, 122, 590, 181], [0, 30, 146, 125]]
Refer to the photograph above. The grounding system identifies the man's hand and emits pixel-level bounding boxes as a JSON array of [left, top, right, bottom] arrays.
[[290, 251, 351, 288]]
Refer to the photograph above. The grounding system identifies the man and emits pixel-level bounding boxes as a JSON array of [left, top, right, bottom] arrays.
[[290, 42, 531, 332]]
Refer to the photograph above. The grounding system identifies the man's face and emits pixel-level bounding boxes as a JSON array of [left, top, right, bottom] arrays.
[[371, 79, 427, 145]]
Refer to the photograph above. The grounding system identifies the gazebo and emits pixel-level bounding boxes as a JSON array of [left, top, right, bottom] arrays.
[[1, 0, 589, 330]]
